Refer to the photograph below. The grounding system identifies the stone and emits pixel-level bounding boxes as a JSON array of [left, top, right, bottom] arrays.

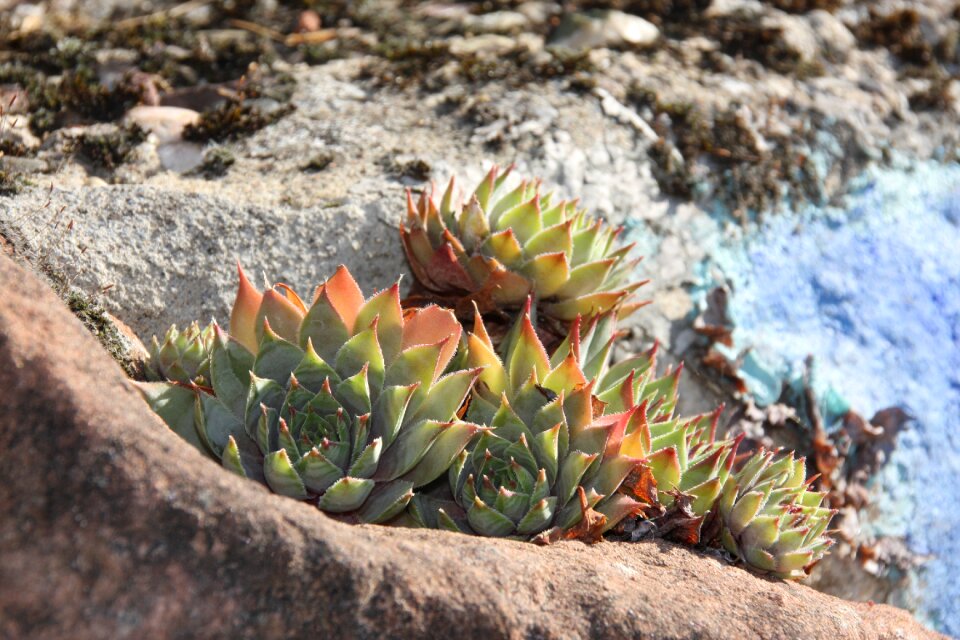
[[124, 106, 204, 172], [763, 12, 820, 64], [0, 120, 40, 153], [155, 140, 205, 173], [125, 106, 200, 144], [0, 252, 943, 640], [516, 2, 559, 26], [807, 10, 857, 62], [448, 34, 518, 56], [550, 11, 660, 51], [464, 10, 529, 34]]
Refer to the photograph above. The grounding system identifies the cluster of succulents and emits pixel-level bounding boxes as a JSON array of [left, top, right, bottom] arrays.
[[139, 166, 834, 580]]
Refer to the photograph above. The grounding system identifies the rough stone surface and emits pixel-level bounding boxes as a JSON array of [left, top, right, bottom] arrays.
[[0, 253, 942, 640]]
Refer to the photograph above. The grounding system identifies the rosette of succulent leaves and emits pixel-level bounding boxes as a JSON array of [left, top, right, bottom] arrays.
[[139, 265, 488, 524], [712, 448, 837, 579], [400, 165, 648, 331], [403, 299, 739, 543]]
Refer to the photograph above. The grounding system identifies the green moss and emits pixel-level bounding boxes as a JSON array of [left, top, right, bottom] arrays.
[[27, 71, 143, 135], [71, 124, 148, 171], [397, 158, 432, 182], [855, 9, 935, 68], [568, 0, 710, 26], [0, 170, 24, 196], [65, 290, 141, 378], [183, 100, 294, 143], [707, 16, 807, 74], [628, 84, 829, 220], [909, 76, 956, 112], [761, 0, 842, 12], [195, 146, 236, 178]]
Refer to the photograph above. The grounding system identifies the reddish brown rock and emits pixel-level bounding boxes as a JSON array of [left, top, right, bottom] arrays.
[[0, 254, 942, 640]]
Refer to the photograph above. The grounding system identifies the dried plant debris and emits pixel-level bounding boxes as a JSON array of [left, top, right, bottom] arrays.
[[721, 361, 910, 515], [855, 9, 934, 67], [760, 0, 843, 13], [909, 77, 956, 112], [564, 0, 711, 26], [854, 7, 960, 71], [364, 39, 596, 91], [70, 124, 148, 172], [628, 90, 836, 219], [183, 99, 293, 142], [194, 146, 236, 178], [0, 170, 24, 195]]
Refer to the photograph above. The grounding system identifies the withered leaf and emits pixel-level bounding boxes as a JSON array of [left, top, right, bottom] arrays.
[[656, 491, 704, 546], [702, 350, 748, 394], [619, 464, 661, 511], [531, 487, 607, 545]]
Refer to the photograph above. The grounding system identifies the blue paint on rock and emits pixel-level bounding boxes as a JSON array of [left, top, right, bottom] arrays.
[[698, 161, 960, 635]]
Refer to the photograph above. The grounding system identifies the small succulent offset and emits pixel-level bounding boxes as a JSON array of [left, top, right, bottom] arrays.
[[145, 321, 215, 385], [400, 165, 647, 323], [713, 449, 836, 579], [139, 265, 486, 523], [137, 165, 835, 581]]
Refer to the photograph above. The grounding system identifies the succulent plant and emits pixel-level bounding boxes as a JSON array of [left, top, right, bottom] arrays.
[[145, 321, 215, 384], [139, 265, 486, 523], [617, 406, 742, 518], [400, 165, 647, 323], [714, 449, 836, 579], [409, 301, 689, 538]]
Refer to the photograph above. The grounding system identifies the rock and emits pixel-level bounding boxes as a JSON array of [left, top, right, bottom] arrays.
[[550, 11, 660, 51], [516, 2, 559, 26], [0, 182, 410, 340], [94, 48, 140, 86], [0, 119, 40, 152], [464, 10, 529, 34], [763, 12, 820, 64], [296, 9, 321, 33], [125, 106, 200, 144], [948, 80, 960, 116], [182, 3, 214, 27], [155, 140, 205, 173], [448, 34, 518, 56], [125, 106, 204, 172], [9, 3, 44, 32], [0, 83, 29, 114], [807, 10, 856, 62], [0, 252, 943, 640], [0, 156, 47, 174]]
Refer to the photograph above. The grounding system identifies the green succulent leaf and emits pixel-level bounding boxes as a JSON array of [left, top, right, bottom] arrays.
[[357, 480, 414, 524], [264, 449, 308, 499], [403, 422, 485, 488], [135, 381, 203, 452], [467, 497, 516, 537], [318, 477, 375, 513]]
